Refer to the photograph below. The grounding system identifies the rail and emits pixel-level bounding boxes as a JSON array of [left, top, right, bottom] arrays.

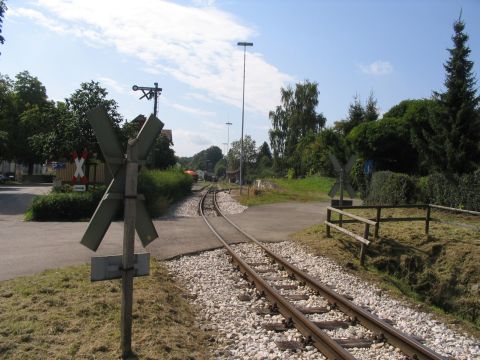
[[205, 190, 444, 360], [325, 206, 376, 265]]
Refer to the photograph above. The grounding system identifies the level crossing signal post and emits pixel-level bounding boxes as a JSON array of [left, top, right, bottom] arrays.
[[80, 106, 163, 358]]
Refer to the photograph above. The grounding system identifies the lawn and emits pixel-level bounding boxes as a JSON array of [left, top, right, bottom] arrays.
[[234, 175, 336, 206], [293, 206, 480, 334], [0, 260, 213, 359]]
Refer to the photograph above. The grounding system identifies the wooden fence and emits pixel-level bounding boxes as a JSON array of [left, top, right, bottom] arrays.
[[332, 203, 479, 238], [55, 162, 107, 184], [325, 206, 376, 265], [325, 203, 479, 265]]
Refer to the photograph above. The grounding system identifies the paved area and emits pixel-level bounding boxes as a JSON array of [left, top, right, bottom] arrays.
[[0, 185, 329, 281]]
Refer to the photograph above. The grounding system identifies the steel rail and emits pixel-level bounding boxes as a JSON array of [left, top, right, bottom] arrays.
[[212, 192, 446, 360], [200, 189, 355, 360]]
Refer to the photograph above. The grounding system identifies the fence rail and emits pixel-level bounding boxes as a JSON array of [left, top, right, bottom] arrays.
[[325, 206, 376, 265]]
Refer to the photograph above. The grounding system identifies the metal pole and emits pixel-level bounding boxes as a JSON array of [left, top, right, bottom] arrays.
[[121, 139, 138, 358], [153, 82, 158, 118], [239, 46, 246, 194], [226, 122, 232, 155], [339, 169, 344, 227]]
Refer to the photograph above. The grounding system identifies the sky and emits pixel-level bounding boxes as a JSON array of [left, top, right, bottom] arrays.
[[1, 0, 479, 157]]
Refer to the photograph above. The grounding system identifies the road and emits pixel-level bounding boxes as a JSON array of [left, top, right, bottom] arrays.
[[0, 185, 329, 281]]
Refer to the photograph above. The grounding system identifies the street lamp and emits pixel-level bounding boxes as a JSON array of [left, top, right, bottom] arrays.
[[237, 41, 253, 193], [225, 121, 232, 155]]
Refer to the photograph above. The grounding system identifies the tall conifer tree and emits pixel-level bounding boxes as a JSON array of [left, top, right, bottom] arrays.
[[429, 17, 480, 173]]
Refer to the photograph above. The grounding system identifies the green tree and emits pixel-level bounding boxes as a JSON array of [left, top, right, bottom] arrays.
[[0, 73, 14, 159], [335, 93, 379, 136], [227, 135, 256, 171], [146, 135, 176, 170], [0, 0, 7, 51], [256, 141, 272, 162], [422, 18, 480, 174], [269, 80, 326, 175], [364, 92, 380, 122], [191, 145, 223, 171], [66, 81, 123, 156]]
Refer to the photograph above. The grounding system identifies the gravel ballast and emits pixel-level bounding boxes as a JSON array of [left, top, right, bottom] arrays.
[[166, 189, 247, 217], [166, 242, 480, 359]]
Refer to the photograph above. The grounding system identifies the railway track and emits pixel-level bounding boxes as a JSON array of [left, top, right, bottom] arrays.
[[199, 187, 446, 360]]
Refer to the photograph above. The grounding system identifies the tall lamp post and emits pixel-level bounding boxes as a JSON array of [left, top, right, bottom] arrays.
[[225, 121, 232, 155], [237, 41, 253, 193]]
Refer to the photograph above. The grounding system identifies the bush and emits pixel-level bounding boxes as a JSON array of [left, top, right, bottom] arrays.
[[365, 171, 417, 205], [27, 187, 106, 221], [422, 170, 480, 211], [27, 169, 193, 221], [138, 168, 193, 217], [287, 168, 295, 180]]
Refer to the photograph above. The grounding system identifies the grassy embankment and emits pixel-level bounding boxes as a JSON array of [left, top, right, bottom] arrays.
[[294, 207, 480, 333], [231, 175, 336, 206], [0, 260, 213, 359]]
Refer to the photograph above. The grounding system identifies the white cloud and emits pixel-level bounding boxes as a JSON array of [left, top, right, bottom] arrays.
[[359, 60, 393, 76], [97, 76, 127, 94], [14, 0, 292, 115], [185, 92, 213, 103], [175, 129, 212, 146], [162, 97, 215, 117], [201, 120, 224, 130]]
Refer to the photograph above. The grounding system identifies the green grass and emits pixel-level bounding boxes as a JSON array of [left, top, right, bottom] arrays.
[[0, 261, 213, 359], [293, 207, 480, 334], [237, 175, 336, 206]]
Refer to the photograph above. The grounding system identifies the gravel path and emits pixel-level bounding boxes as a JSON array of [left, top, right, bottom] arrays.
[[166, 241, 480, 360]]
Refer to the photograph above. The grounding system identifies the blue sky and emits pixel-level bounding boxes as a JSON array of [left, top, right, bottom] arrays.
[[1, 0, 479, 157]]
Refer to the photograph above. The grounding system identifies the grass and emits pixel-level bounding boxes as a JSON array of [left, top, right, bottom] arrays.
[[233, 175, 336, 206], [293, 207, 480, 334], [0, 260, 213, 359]]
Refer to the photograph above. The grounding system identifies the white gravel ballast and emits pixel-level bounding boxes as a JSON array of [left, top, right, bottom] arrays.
[[166, 189, 247, 217], [166, 241, 480, 360]]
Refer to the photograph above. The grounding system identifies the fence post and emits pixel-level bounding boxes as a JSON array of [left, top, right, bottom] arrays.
[[374, 207, 381, 239], [425, 205, 431, 235], [360, 223, 369, 266], [326, 208, 331, 237]]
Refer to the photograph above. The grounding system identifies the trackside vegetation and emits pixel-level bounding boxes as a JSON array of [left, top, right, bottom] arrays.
[[236, 175, 335, 206], [0, 260, 213, 359], [25, 169, 193, 221]]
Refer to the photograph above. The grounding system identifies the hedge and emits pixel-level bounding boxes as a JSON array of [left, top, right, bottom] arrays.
[[27, 169, 193, 221], [365, 171, 417, 205], [421, 170, 480, 211], [26, 187, 106, 221]]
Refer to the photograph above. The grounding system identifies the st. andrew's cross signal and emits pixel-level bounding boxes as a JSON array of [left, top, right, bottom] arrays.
[[80, 106, 163, 358]]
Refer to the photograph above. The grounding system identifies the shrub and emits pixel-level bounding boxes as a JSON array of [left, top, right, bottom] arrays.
[[27, 187, 106, 221], [27, 169, 193, 221], [422, 170, 480, 211], [138, 168, 193, 217], [365, 171, 417, 205], [287, 168, 295, 180]]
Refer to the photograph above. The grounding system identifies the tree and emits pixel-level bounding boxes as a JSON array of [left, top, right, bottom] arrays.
[[66, 81, 123, 156], [146, 135, 176, 170], [0, 0, 7, 52], [227, 135, 256, 171], [13, 71, 48, 112], [269, 80, 326, 175], [421, 18, 480, 174], [257, 141, 272, 162], [335, 93, 379, 136], [364, 92, 380, 122], [190, 145, 223, 171]]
